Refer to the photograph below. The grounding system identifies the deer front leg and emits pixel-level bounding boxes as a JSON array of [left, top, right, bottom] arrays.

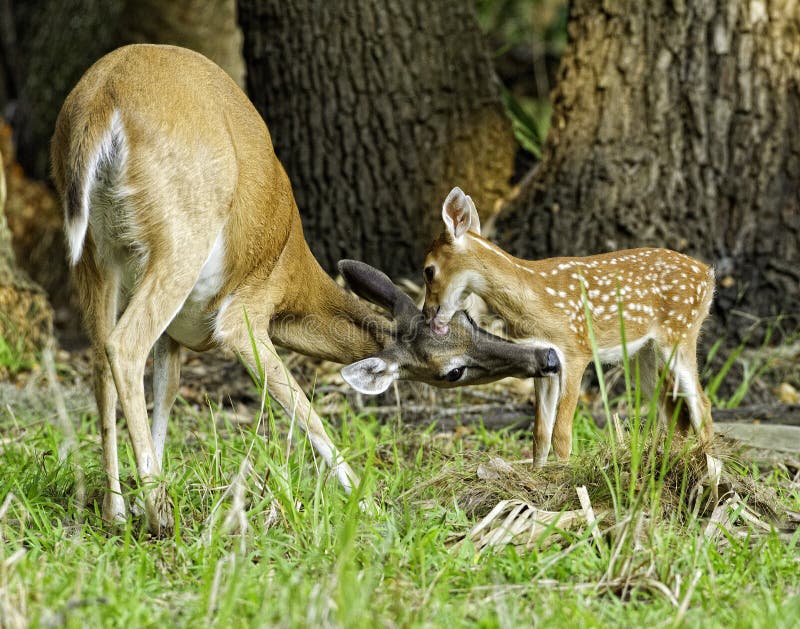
[[660, 342, 714, 443], [532, 376, 560, 466], [152, 334, 181, 467], [218, 310, 360, 492], [551, 365, 585, 461], [674, 347, 714, 443]]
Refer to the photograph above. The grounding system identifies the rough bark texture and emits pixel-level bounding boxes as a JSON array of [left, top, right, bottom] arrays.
[[6, 0, 245, 180], [238, 0, 516, 278], [1, 119, 74, 340], [494, 0, 800, 340], [0, 143, 54, 375], [9, 0, 126, 180], [120, 0, 245, 88]]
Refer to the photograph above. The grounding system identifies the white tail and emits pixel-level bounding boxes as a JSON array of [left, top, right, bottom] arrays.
[[61, 109, 128, 266], [51, 46, 561, 534], [423, 187, 715, 465]]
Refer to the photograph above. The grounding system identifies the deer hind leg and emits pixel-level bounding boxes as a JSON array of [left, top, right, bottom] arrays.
[[636, 342, 686, 432], [216, 307, 360, 492], [74, 251, 124, 523], [105, 250, 211, 535], [152, 333, 181, 467], [660, 341, 713, 442], [551, 365, 584, 461]]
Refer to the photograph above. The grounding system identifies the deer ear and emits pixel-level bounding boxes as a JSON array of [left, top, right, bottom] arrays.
[[442, 187, 480, 239], [341, 356, 398, 394], [338, 259, 419, 323], [465, 194, 481, 236]]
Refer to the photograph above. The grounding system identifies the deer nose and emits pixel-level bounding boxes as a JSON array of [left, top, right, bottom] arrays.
[[543, 348, 559, 374]]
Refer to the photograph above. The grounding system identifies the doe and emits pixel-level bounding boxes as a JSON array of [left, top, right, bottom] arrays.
[[51, 46, 559, 534]]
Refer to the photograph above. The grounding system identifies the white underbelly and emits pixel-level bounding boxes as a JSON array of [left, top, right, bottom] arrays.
[[164, 229, 227, 350], [596, 334, 652, 364], [166, 299, 216, 349]]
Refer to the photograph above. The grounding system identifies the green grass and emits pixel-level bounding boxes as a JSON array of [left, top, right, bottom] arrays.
[[2, 384, 799, 628], [0, 327, 36, 377], [2, 315, 799, 627]]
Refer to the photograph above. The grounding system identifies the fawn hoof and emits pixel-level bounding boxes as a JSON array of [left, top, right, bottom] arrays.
[[145, 483, 174, 536]]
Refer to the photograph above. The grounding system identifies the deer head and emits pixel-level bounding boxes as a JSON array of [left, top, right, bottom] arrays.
[[337, 260, 559, 394], [421, 186, 487, 335]]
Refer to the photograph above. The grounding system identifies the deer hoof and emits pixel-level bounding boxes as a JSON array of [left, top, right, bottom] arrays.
[[146, 482, 174, 536]]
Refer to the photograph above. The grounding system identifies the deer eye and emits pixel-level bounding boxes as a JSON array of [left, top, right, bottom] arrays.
[[424, 265, 436, 283], [444, 366, 466, 382]]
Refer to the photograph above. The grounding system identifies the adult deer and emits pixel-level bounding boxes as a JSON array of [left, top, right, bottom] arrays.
[[422, 187, 715, 466], [51, 46, 559, 534]]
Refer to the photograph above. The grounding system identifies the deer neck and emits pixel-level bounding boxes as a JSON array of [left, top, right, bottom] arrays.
[[269, 232, 393, 363], [463, 234, 546, 334]]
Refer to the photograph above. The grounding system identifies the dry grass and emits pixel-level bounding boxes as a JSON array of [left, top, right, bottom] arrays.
[[410, 425, 787, 556], [423, 438, 780, 519]]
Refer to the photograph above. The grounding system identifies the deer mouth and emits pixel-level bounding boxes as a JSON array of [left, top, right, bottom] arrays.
[[425, 306, 450, 335], [431, 319, 449, 335]]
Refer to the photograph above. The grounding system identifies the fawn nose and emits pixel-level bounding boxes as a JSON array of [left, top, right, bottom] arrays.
[[543, 348, 559, 374], [423, 305, 437, 322]]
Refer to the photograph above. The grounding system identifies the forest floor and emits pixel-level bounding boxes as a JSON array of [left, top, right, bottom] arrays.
[[1, 339, 799, 627]]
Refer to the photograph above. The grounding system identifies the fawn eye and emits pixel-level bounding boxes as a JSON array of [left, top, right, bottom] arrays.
[[424, 265, 436, 283], [444, 366, 466, 382]]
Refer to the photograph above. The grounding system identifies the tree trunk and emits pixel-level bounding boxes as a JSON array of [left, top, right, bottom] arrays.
[[238, 0, 516, 278], [7, 0, 245, 180], [494, 0, 800, 340], [119, 0, 245, 88], [0, 142, 53, 375], [10, 0, 126, 180]]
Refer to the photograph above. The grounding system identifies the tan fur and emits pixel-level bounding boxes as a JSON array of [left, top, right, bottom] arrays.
[[54, 45, 551, 534], [424, 227, 715, 465], [54, 45, 383, 356]]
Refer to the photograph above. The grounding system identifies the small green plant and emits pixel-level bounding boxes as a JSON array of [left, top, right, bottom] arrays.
[[0, 328, 36, 376], [501, 89, 551, 159], [704, 323, 781, 408]]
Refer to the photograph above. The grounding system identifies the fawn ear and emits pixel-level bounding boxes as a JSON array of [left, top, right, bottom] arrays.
[[341, 356, 398, 394], [442, 187, 481, 239]]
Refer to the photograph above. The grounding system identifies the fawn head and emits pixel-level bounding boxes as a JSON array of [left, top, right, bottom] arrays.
[[338, 260, 559, 394], [422, 187, 486, 335]]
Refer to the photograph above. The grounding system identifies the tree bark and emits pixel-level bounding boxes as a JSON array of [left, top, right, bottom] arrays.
[[0, 141, 53, 375], [119, 0, 245, 88], [238, 0, 516, 278], [494, 0, 800, 340], [7, 0, 245, 180], [10, 0, 126, 180]]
